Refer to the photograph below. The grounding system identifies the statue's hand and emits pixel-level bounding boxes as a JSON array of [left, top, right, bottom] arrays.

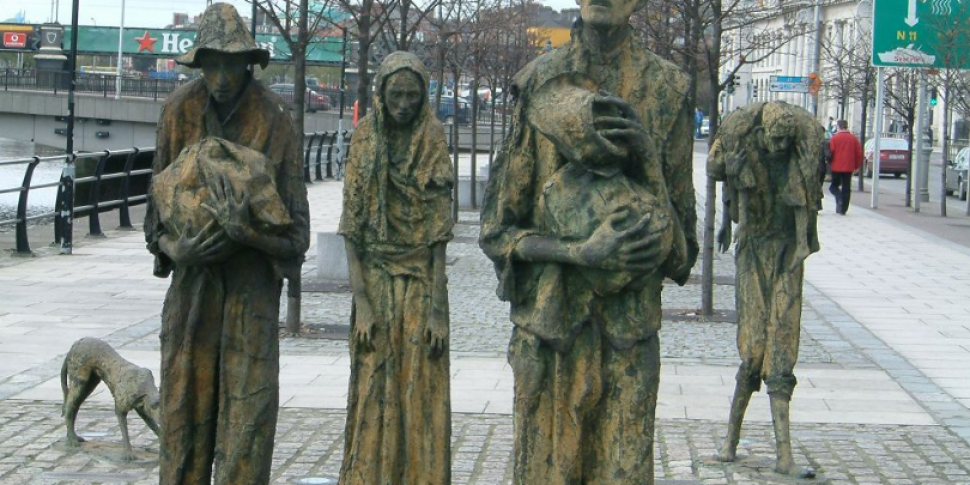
[[353, 300, 377, 352], [577, 209, 669, 273], [424, 310, 448, 359], [202, 174, 254, 244], [160, 220, 232, 266], [592, 95, 645, 159]]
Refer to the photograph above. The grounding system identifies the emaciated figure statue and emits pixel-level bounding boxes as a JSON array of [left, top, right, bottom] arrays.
[[479, 0, 698, 481], [709, 101, 824, 477], [338, 51, 454, 485], [144, 3, 310, 484]]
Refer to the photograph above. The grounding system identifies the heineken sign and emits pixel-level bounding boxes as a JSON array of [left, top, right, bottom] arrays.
[[65, 26, 342, 63], [3, 25, 341, 64]]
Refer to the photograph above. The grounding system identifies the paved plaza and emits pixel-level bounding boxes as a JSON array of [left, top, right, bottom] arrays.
[[1, 149, 970, 484]]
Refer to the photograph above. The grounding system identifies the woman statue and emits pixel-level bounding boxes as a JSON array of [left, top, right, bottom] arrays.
[[337, 51, 454, 484]]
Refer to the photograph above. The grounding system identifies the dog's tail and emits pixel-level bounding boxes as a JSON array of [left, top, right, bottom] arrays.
[[60, 357, 69, 416]]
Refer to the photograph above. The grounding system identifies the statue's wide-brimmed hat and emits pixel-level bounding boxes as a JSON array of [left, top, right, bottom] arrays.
[[176, 3, 270, 69]]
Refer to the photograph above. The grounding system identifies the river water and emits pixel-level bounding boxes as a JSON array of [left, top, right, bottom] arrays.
[[0, 138, 67, 228]]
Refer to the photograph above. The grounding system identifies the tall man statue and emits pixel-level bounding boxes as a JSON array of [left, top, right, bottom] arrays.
[[144, 4, 309, 484], [709, 101, 823, 477], [479, 0, 698, 481]]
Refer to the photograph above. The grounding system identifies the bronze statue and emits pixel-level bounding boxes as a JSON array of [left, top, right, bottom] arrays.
[[61, 338, 161, 462], [143, 3, 310, 484], [479, 0, 698, 481], [709, 101, 824, 477], [337, 51, 454, 485]]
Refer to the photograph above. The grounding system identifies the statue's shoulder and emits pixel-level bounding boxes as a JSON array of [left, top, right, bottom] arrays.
[[161, 79, 206, 119], [639, 47, 689, 101], [511, 48, 572, 96]]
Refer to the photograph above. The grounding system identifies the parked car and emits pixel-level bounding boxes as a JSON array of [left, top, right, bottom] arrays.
[[269, 83, 331, 112], [946, 147, 970, 200], [863, 138, 909, 178], [700, 117, 710, 137], [433, 95, 471, 125]]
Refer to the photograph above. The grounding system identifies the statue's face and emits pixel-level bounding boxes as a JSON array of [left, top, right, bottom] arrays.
[[384, 70, 424, 126], [198, 51, 250, 105], [577, 0, 640, 31], [764, 124, 795, 153]]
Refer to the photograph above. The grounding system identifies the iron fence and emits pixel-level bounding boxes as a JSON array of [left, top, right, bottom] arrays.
[[1, 69, 187, 100], [0, 132, 343, 255], [0, 70, 364, 111]]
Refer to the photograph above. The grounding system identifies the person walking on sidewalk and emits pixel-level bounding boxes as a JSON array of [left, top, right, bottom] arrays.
[[828, 119, 862, 215]]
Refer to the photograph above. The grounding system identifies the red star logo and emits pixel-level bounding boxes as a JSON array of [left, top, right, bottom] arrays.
[[135, 31, 157, 53]]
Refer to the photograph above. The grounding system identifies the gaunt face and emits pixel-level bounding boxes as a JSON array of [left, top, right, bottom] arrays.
[[384, 71, 424, 127], [198, 51, 250, 105], [577, 0, 641, 31], [764, 121, 796, 153]]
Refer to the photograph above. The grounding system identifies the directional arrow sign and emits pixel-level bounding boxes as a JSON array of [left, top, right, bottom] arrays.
[[905, 0, 919, 26], [872, 0, 970, 68]]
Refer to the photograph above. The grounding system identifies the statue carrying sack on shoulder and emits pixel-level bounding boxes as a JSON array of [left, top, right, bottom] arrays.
[[709, 100, 824, 478]]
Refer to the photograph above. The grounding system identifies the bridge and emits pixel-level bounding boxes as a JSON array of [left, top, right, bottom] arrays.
[[0, 72, 509, 152], [0, 81, 346, 151]]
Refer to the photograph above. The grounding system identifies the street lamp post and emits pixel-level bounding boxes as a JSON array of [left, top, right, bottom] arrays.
[[60, 0, 82, 255], [115, 0, 125, 99]]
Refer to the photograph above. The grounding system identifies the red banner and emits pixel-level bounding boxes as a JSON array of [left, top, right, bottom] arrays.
[[2, 32, 27, 49]]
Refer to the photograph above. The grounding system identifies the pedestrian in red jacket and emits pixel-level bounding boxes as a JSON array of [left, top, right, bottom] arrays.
[[828, 120, 863, 215]]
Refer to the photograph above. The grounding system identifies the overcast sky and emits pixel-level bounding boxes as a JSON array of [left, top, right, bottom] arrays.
[[2, 0, 576, 29]]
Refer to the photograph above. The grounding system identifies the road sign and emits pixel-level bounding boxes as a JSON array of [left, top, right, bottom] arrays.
[[769, 75, 810, 93], [872, 0, 970, 68]]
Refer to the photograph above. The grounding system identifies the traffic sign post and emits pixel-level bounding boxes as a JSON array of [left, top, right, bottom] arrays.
[[872, 0, 970, 69]]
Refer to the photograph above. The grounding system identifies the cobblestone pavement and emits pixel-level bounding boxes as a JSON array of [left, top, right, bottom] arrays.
[[5, 150, 970, 484], [3, 401, 970, 485]]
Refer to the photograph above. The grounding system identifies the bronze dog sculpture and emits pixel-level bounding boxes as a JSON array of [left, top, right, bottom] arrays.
[[61, 337, 161, 461]]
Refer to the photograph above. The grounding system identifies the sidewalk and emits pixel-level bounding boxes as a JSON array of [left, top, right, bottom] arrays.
[[1, 150, 969, 484]]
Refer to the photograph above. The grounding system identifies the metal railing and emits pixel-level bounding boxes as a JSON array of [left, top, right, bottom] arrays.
[[1, 69, 188, 101], [0, 70, 364, 111], [0, 132, 343, 255], [302, 131, 351, 182]]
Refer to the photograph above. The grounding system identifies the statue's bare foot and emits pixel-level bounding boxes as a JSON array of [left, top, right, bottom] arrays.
[[715, 442, 737, 462], [66, 434, 85, 447], [775, 456, 794, 475]]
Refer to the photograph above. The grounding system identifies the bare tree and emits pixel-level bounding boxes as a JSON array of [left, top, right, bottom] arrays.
[[884, 67, 919, 206], [634, 0, 808, 316], [926, 1, 970, 215], [250, 0, 338, 137], [820, 18, 876, 191]]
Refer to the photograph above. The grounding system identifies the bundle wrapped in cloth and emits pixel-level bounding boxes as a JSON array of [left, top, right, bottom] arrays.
[[151, 137, 292, 238]]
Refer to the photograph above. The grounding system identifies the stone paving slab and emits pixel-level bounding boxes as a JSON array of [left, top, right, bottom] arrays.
[[1, 402, 969, 485]]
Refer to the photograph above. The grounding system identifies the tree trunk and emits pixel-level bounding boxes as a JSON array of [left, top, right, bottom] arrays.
[[451, 67, 461, 220], [470, 75, 479, 208], [698, 0, 717, 317], [858, 85, 869, 192], [905, 112, 915, 207], [941, 75, 951, 217], [356, 6, 373, 119]]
